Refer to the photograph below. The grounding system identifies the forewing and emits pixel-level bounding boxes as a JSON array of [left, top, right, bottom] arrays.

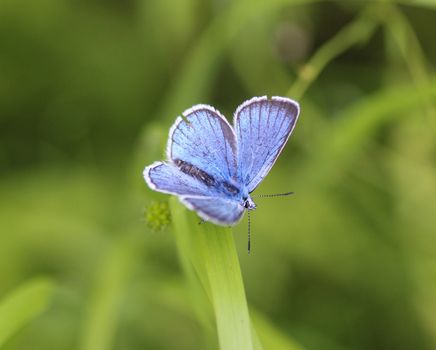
[[168, 105, 237, 184], [180, 196, 245, 226], [144, 161, 220, 197], [234, 96, 299, 192]]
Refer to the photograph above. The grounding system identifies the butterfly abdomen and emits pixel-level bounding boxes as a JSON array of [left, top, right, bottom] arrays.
[[174, 159, 216, 187], [174, 158, 241, 197], [223, 181, 239, 195]]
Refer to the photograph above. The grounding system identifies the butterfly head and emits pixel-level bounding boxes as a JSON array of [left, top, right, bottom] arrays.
[[243, 196, 256, 210]]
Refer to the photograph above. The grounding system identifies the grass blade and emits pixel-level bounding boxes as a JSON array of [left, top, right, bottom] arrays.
[[201, 223, 254, 350], [170, 197, 254, 350]]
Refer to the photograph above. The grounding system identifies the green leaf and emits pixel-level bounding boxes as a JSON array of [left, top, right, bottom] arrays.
[[0, 277, 55, 348]]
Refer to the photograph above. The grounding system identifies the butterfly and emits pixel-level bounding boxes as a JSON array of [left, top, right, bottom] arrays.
[[144, 96, 300, 242]]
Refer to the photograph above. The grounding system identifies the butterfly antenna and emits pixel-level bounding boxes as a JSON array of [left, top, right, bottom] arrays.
[[252, 191, 294, 198], [247, 209, 251, 254]]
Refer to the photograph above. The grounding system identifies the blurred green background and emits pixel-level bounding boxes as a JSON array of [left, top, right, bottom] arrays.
[[1, 0, 436, 349]]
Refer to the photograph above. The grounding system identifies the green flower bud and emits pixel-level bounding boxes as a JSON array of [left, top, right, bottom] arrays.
[[144, 201, 171, 232]]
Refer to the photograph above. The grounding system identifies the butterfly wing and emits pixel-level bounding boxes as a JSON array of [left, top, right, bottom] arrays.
[[180, 196, 245, 225], [144, 162, 245, 224], [234, 96, 299, 193], [144, 161, 220, 196], [167, 104, 237, 185], [144, 105, 243, 225]]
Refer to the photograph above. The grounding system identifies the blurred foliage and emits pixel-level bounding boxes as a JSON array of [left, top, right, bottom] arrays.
[[1, 0, 436, 349]]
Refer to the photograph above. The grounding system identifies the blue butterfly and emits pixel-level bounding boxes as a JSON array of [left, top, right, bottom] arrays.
[[144, 96, 300, 230]]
